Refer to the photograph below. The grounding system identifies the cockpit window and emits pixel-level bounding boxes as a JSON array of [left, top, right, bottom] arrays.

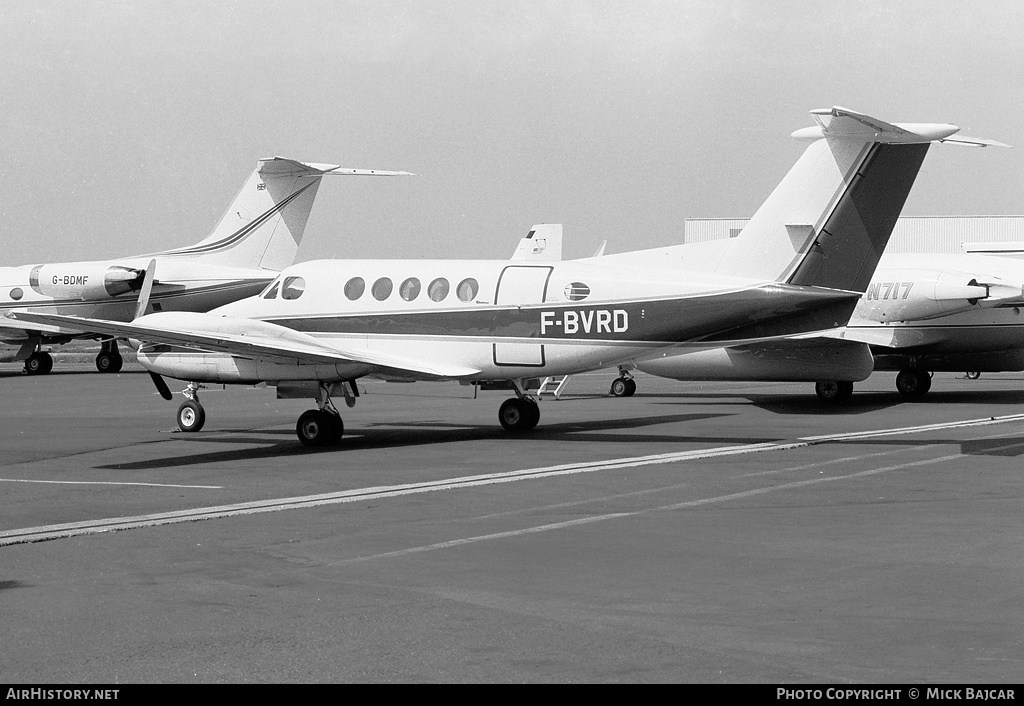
[[263, 281, 280, 299], [281, 276, 305, 300]]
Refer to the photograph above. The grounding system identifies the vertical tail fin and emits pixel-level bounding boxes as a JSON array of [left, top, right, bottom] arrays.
[[155, 158, 413, 271], [716, 107, 1005, 292], [510, 224, 563, 261]]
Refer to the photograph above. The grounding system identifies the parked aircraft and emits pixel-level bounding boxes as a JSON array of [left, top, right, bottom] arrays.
[[0, 158, 412, 374], [632, 240, 1024, 403], [11, 107, 996, 445]]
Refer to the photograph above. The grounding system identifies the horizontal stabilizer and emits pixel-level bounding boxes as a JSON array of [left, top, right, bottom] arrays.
[[258, 157, 416, 177], [963, 241, 1024, 255]]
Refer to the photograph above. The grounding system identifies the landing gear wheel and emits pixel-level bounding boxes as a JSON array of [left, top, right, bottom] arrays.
[[965, 371, 981, 380], [24, 352, 53, 376], [177, 400, 206, 432], [499, 398, 540, 431], [610, 377, 637, 397], [895, 368, 932, 398], [95, 351, 123, 373], [296, 410, 344, 447], [815, 380, 854, 404]]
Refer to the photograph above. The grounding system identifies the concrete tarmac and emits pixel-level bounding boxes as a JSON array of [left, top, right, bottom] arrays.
[[1, 364, 1022, 683]]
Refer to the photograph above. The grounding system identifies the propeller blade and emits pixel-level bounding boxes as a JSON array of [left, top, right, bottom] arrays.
[[134, 259, 157, 320], [149, 371, 173, 401]]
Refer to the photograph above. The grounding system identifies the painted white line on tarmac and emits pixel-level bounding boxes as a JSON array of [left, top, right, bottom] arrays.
[[0, 478, 222, 489], [2, 412, 1022, 547], [331, 452, 965, 566]]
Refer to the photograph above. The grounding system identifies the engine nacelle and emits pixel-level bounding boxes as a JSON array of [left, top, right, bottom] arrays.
[[855, 269, 1024, 323], [137, 346, 373, 384], [29, 263, 145, 300]]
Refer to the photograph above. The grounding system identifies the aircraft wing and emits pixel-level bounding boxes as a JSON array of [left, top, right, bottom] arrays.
[[6, 311, 480, 379]]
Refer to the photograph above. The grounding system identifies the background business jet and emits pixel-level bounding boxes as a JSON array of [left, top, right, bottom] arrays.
[[0, 158, 411, 374], [12, 107, 999, 445], [633, 234, 1024, 403]]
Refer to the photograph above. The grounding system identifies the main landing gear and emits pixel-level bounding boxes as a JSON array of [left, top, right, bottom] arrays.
[[814, 380, 854, 404], [498, 380, 540, 432], [23, 351, 53, 376], [609, 366, 637, 397], [172, 380, 355, 447], [295, 383, 347, 447], [95, 340, 123, 373], [895, 367, 932, 398]]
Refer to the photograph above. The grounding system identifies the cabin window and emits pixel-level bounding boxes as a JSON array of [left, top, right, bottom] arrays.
[[428, 277, 449, 302], [344, 277, 365, 300], [9, 287, 23, 301], [400, 277, 421, 301], [263, 282, 280, 299], [456, 278, 479, 302], [281, 276, 305, 300], [372, 277, 393, 301], [564, 282, 591, 301]]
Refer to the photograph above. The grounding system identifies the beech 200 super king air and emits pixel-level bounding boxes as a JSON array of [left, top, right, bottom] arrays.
[[0, 158, 412, 374], [11, 107, 995, 446]]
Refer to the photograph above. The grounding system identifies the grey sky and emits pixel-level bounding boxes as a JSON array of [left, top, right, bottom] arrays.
[[1, 0, 1021, 265]]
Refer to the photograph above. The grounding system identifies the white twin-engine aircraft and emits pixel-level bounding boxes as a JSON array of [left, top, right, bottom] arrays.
[[0, 158, 412, 374], [11, 107, 999, 446]]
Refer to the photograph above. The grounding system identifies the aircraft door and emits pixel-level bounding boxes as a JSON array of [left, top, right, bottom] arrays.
[[494, 266, 553, 305], [493, 266, 552, 367]]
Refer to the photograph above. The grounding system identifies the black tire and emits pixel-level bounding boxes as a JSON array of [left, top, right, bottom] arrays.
[[815, 380, 854, 403], [622, 378, 637, 397], [522, 399, 540, 430], [498, 398, 539, 431], [96, 351, 123, 374], [296, 410, 343, 447], [895, 369, 930, 398], [965, 371, 981, 380], [24, 352, 52, 376], [177, 400, 206, 432], [610, 378, 628, 397]]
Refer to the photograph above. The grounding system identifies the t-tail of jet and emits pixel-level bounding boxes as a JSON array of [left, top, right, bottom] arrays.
[[716, 107, 1007, 292], [152, 158, 414, 271]]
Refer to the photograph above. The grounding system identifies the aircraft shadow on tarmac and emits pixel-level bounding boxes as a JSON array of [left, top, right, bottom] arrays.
[[95, 411, 791, 471], [645, 388, 1024, 415]]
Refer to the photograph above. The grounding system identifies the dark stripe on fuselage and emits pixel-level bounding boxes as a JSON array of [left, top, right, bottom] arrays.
[[265, 284, 860, 345]]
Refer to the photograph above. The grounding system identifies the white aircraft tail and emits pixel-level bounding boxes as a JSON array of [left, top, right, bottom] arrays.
[[154, 158, 413, 271], [509, 224, 563, 261], [716, 107, 1006, 292]]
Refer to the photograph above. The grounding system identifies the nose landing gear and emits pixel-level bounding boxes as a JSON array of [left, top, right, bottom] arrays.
[[176, 382, 206, 432]]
